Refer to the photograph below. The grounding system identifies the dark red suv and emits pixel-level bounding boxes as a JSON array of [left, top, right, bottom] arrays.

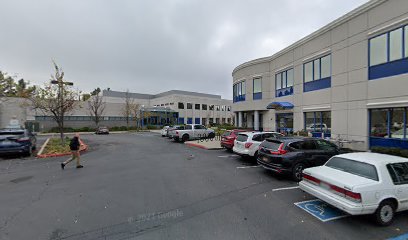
[[220, 129, 246, 151]]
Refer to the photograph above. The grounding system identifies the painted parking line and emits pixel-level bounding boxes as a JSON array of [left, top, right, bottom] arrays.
[[236, 165, 261, 169], [388, 233, 408, 240], [272, 186, 299, 192], [294, 199, 348, 222], [218, 155, 239, 158]]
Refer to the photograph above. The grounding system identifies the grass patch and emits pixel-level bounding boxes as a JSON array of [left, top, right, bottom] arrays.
[[43, 137, 71, 155]]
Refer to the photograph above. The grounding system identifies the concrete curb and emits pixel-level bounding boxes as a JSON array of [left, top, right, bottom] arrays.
[[184, 142, 224, 150], [36, 139, 89, 159]]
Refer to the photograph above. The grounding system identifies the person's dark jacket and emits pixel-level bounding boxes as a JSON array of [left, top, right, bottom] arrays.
[[69, 137, 80, 151]]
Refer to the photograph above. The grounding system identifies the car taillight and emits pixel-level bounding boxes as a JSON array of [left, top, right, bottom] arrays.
[[328, 185, 361, 203], [269, 143, 287, 155], [17, 137, 30, 142], [226, 136, 234, 140], [175, 131, 179, 135], [302, 173, 320, 185], [244, 142, 253, 148]]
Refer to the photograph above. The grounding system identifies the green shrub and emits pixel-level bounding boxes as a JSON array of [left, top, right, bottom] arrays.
[[371, 147, 408, 158]]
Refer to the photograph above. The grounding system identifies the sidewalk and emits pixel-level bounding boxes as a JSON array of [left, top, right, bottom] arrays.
[[184, 139, 223, 150]]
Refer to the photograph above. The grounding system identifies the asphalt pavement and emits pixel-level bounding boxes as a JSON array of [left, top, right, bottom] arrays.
[[0, 132, 407, 240]]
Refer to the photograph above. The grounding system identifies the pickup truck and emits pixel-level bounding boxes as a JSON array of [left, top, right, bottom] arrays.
[[173, 124, 215, 142]]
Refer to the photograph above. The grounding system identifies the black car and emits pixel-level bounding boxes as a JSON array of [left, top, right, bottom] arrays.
[[257, 137, 344, 181], [0, 128, 37, 156]]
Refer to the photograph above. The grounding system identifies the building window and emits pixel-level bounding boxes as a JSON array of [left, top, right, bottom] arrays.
[[215, 105, 220, 111], [369, 25, 408, 80], [233, 80, 246, 102], [202, 118, 207, 125], [195, 118, 200, 124], [303, 55, 331, 92], [222, 118, 226, 124], [187, 118, 193, 124], [390, 28, 403, 61], [227, 106, 231, 111], [187, 103, 192, 109], [195, 104, 200, 110], [216, 118, 220, 124], [253, 77, 262, 100], [209, 105, 214, 110], [209, 118, 214, 124], [221, 105, 225, 111], [304, 111, 331, 137], [202, 104, 207, 110], [170, 102, 174, 105], [370, 107, 408, 149], [276, 68, 294, 97], [178, 102, 184, 109]]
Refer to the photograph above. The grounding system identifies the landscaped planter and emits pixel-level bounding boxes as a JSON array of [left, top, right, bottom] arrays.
[[36, 139, 88, 158]]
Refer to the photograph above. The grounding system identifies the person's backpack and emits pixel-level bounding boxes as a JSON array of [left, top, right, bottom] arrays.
[[69, 137, 77, 150]]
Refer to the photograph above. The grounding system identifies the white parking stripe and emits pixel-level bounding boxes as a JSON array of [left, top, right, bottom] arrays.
[[236, 165, 261, 169], [272, 186, 300, 192]]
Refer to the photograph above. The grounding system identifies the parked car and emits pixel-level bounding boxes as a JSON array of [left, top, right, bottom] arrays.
[[95, 126, 109, 134], [161, 126, 172, 137], [306, 123, 328, 132], [233, 131, 283, 159], [173, 124, 215, 142], [0, 128, 37, 156], [300, 152, 408, 226], [168, 125, 185, 139], [257, 137, 342, 181], [220, 129, 246, 151], [390, 128, 408, 139]]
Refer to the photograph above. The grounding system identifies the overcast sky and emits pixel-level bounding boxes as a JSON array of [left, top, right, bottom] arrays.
[[0, 0, 368, 99]]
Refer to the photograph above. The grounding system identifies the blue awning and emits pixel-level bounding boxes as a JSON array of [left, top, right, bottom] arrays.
[[266, 102, 294, 110]]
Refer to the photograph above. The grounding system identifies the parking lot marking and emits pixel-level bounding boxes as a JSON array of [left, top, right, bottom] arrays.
[[272, 186, 299, 192], [294, 199, 348, 222], [236, 165, 261, 169], [218, 155, 239, 158], [387, 233, 408, 240]]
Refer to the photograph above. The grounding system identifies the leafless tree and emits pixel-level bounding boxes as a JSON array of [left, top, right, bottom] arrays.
[[28, 62, 78, 143], [130, 103, 141, 129], [121, 90, 134, 129], [88, 94, 106, 128]]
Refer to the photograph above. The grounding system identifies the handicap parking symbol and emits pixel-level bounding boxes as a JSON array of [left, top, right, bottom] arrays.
[[294, 199, 348, 222]]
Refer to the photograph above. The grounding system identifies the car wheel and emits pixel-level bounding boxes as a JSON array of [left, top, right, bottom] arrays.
[[292, 163, 305, 182], [374, 200, 396, 226], [208, 132, 215, 138], [182, 134, 189, 142], [24, 146, 32, 157]]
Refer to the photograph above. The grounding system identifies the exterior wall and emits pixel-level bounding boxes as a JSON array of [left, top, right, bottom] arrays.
[[0, 90, 233, 131], [232, 0, 408, 151]]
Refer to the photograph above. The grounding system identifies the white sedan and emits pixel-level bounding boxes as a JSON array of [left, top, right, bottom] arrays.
[[161, 126, 171, 137], [300, 152, 408, 226]]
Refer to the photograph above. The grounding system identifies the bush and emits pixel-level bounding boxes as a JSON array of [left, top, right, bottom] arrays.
[[371, 147, 408, 158], [43, 138, 71, 154], [146, 125, 158, 130]]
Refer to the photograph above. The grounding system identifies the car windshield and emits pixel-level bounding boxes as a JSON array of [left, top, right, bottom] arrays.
[[0, 131, 25, 135], [236, 134, 248, 142], [261, 139, 282, 150], [222, 131, 231, 137], [325, 157, 379, 181]]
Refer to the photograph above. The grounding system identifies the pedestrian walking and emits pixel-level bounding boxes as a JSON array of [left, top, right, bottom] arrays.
[[61, 133, 83, 169]]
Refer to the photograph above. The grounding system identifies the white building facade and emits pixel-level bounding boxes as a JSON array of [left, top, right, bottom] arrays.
[[232, 0, 408, 151]]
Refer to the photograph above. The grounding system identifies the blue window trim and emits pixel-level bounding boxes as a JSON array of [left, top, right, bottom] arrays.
[[233, 81, 246, 102], [253, 77, 262, 100], [275, 69, 294, 97], [178, 117, 184, 124], [369, 24, 408, 80], [194, 118, 200, 124], [187, 118, 193, 124], [369, 107, 408, 149], [303, 55, 331, 92], [304, 111, 331, 137]]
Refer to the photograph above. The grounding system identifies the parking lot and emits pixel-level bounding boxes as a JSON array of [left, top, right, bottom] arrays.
[[0, 132, 408, 240]]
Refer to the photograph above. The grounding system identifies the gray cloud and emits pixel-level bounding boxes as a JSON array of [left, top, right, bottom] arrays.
[[0, 0, 368, 98]]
